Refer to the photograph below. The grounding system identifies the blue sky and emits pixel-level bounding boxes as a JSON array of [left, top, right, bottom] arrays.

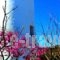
[[12, 0, 60, 35], [12, 0, 60, 47], [35, 0, 60, 35], [34, 0, 60, 47], [12, 0, 34, 35]]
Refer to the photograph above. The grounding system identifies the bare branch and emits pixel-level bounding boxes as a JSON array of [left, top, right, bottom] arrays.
[[6, 6, 18, 15]]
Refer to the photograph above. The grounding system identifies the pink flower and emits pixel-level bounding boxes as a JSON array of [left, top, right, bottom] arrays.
[[36, 58, 41, 60], [7, 32, 13, 37], [26, 55, 30, 60], [0, 31, 3, 36], [21, 36, 26, 40]]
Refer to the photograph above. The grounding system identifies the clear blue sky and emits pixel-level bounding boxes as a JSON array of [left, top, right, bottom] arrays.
[[34, 0, 60, 47], [12, 0, 34, 36], [35, 0, 60, 35], [12, 0, 60, 47], [13, 0, 60, 35]]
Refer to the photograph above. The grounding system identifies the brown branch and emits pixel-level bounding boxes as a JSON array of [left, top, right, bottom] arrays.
[[2, 0, 7, 47]]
